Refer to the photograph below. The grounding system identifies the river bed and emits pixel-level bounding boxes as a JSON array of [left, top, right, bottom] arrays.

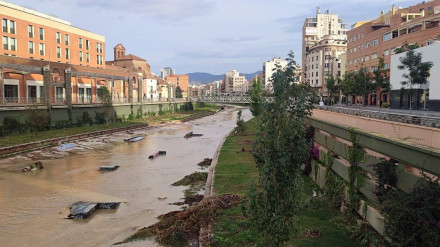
[[0, 106, 251, 247]]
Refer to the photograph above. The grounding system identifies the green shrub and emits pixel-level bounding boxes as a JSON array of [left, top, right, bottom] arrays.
[[53, 120, 73, 129], [82, 111, 93, 126], [3, 116, 27, 134], [381, 102, 389, 108], [94, 111, 106, 124]]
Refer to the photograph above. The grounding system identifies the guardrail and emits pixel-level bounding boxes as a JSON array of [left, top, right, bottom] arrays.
[[0, 97, 45, 105], [306, 117, 440, 236], [316, 105, 440, 128]]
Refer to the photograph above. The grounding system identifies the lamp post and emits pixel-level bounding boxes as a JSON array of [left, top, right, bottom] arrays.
[[325, 55, 339, 106]]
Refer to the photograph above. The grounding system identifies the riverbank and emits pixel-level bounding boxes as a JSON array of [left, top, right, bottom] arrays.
[[0, 107, 218, 158], [210, 118, 363, 246]]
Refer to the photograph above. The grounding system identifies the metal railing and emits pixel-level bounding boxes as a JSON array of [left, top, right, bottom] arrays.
[[0, 97, 45, 105], [316, 105, 440, 128]]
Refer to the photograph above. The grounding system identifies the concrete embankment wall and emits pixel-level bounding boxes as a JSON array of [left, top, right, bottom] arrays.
[[0, 102, 184, 125]]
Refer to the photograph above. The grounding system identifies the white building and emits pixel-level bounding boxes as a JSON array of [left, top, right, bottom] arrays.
[[302, 8, 348, 81], [160, 67, 175, 80], [145, 73, 160, 102], [222, 70, 248, 94], [390, 41, 440, 110], [262, 57, 287, 92]]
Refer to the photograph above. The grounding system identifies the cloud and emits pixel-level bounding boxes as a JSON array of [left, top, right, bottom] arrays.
[[74, 0, 216, 23], [216, 36, 263, 43]]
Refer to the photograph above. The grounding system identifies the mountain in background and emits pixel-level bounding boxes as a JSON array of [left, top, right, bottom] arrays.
[[188, 71, 261, 84]]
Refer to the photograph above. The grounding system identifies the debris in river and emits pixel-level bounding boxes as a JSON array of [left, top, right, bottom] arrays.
[[99, 165, 120, 171], [170, 194, 204, 206], [57, 143, 75, 151], [148, 151, 166, 159], [197, 158, 212, 167], [184, 131, 203, 138], [172, 172, 208, 186], [124, 136, 144, 142], [117, 194, 241, 246], [21, 161, 43, 172], [67, 201, 120, 219]]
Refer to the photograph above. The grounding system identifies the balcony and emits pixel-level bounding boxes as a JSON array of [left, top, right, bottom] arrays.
[[0, 97, 45, 106]]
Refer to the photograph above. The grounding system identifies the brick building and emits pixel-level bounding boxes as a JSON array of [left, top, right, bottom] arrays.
[[346, 0, 440, 104], [165, 74, 189, 98], [1, 0, 105, 68]]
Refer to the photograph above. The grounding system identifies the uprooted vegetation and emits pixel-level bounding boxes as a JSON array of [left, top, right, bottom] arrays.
[[170, 194, 204, 206], [172, 172, 208, 186], [197, 158, 212, 167], [117, 194, 241, 246]]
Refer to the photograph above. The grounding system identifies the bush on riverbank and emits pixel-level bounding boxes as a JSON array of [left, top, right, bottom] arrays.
[[172, 172, 208, 186]]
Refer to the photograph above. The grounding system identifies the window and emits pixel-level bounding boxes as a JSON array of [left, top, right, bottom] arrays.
[[315, 72, 318, 76], [28, 41, 34, 54], [384, 63, 389, 70], [427, 40, 432, 46], [383, 33, 391, 42], [384, 49, 389, 56], [96, 55, 102, 65], [9, 37, 16, 51], [79, 38, 83, 49], [2, 36, 8, 50], [56, 47, 61, 58], [86, 40, 90, 50], [39, 28, 44, 40], [56, 32, 61, 44], [366, 42, 370, 48], [86, 52, 90, 62], [371, 53, 378, 59], [2, 19, 7, 32], [9, 20, 15, 34], [65, 48, 70, 59], [28, 25, 34, 38], [79, 51, 83, 62], [65, 34, 69, 45], [372, 39, 378, 46], [96, 43, 99, 53], [39, 43, 45, 56], [353, 36, 357, 41]]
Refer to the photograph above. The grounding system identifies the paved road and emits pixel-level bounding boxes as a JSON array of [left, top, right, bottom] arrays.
[[326, 103, 440, 118]]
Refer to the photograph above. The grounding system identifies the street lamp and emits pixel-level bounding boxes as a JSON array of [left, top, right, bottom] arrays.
[[325, 55, 339, 105]]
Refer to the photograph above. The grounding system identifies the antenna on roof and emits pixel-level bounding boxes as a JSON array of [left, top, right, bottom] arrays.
[[316, 7, 321, 14]]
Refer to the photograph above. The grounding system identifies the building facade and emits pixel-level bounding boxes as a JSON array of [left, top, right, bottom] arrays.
[[222, 70, 247, 94], [165, 74, 189, 98], [262, 57, 287, 92], [390, 41, 440, 111], [346, 1, 440, 74], [302, 8, 348, 77], [304, 35, 346, 99], [160, 67, 175, 80], [0, 0, 105, 68]]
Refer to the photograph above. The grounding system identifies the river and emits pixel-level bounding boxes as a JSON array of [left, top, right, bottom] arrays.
[[0, 106, 251, 247]]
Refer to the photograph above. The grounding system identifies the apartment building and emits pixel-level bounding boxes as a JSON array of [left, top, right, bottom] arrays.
[[0, 0, 105, 68], [347, 1, 440, 74], [222, 70, 247, 94], [262, 57, 287, 92], [302, 8, 348, 78], [160, 67, 175, 80], [304, 35, 346, 99]]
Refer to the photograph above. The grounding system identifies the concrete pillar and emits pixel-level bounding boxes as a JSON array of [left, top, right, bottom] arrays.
[[65, 68, 73, 121], [0, 66, 3, 105], [167, 84, 171, 102], [42, 65, 51, 123], [22, 74, 26, 104], [138, 74, 143, 103], [128, 77, 133, 104]]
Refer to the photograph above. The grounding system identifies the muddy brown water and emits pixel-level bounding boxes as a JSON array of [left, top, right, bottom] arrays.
[[0, 106, 251, 247]]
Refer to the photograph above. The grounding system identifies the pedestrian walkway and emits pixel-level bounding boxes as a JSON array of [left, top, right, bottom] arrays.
[[316, 104, 440, 128]]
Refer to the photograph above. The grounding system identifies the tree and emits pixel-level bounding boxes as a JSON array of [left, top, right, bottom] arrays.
[[354, 65, 372, 106], [326, 74, 339, 106], [372, 57, 390, 106], [97, 86, 112, 125], [175, 86, 183, 98], [247, 51, 317, 246], [397, 43, 433, 111], [249, 76, 263, 116], [340, 70, 356, 105]]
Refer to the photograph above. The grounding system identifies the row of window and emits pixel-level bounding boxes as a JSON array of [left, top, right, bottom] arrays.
[[2, 18, 103, 53]]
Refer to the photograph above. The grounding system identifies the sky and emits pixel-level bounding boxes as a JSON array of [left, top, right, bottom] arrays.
[[8, 0, 419, 75]]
